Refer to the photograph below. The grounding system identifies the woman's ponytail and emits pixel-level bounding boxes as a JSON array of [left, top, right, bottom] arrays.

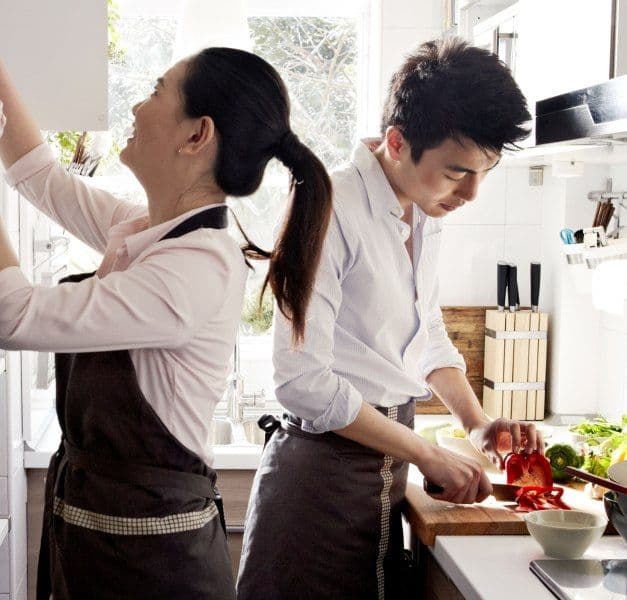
[[262, 131, 332, 346], [181, 48, 332, 344]]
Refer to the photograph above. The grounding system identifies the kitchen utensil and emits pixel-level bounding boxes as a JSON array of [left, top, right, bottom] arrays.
[[604, 491, 627, 544], [508, 263, 519, 311], [423, 479, 521, 502], [564, 466, 627, 495], [530, 262, 541, 312], [497, 261, 509, 311], [560, 228, 575, 244], [524, 509, 607, 559]]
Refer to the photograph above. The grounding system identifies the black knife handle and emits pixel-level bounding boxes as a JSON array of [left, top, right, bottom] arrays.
[[530, 262, 541, 311], [497, 262, 509, 311], [508, 263, 519, 311], [423, 479, 445, 495]]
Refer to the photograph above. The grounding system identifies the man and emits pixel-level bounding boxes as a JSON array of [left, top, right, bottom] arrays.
[[238, 38, 539, 600]]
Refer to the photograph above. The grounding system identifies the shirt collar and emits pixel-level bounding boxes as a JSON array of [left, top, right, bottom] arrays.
[[114, 204, 228, 263], [352, 139, 425, 231]]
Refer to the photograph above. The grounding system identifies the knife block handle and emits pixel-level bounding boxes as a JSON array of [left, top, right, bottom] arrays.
[[423, 479, 445, 495]]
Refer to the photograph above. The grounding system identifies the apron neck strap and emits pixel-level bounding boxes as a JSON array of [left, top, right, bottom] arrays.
[[159, 205, 228, 242]]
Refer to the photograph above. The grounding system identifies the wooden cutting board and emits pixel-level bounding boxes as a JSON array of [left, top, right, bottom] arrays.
[[404, 466, 615, 546]]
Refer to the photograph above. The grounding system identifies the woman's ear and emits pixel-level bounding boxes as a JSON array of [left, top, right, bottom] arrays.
[[179, 116, 216, 156]]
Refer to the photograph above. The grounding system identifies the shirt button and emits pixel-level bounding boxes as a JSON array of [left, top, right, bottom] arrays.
[[391, 206, 403, 218]]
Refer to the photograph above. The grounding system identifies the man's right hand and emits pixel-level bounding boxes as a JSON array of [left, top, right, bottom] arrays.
[[418, 443, 492, 504]]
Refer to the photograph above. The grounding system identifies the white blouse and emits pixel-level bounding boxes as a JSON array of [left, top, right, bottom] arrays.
[[2, 143, 248, 465]]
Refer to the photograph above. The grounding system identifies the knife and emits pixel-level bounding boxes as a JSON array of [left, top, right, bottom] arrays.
[[508, 263, 519, 312], [497, 262, 509, 312], [423, 479, 521, 502], [530, 262, 541, 312]]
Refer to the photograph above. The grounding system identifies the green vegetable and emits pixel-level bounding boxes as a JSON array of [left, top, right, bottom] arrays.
[[545, 444, 582, 482], [569, 417, 622, 438], [599, 432, 627, 455], [582, 452, 611, 479]]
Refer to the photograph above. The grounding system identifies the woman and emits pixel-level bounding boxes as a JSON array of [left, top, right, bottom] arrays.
[[0, 48, 331, 599]]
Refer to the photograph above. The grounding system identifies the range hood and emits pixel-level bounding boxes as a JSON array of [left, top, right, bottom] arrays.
[[535, 74, 627, 146]]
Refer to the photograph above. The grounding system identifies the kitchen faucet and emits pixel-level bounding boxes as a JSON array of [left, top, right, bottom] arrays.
[[224, 333, 266, 421]]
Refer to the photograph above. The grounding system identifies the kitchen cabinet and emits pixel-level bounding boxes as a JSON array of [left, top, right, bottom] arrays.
[[0, 0, 108, 131], [467, 1, 614, 146]]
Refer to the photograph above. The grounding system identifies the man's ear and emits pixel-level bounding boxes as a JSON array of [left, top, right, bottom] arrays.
[[384, 126, 406, 161], [179, 116, 216, 156]]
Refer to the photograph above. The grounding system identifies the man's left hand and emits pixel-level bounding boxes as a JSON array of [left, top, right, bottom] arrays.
[[467, 418, 544, 470]]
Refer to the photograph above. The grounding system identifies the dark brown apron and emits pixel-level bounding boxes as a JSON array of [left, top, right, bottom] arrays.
[[36, 205, 236, 600], [237, 401, 417, 600]]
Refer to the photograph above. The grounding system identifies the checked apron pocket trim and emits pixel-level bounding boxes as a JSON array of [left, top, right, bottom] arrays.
[[53, 496, 218, 536]]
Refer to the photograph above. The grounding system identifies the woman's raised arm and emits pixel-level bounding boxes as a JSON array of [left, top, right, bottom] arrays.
[[0, 60, 44, 168]]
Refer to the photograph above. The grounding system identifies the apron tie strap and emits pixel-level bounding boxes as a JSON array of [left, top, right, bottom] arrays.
[[257, 414, 285, 448], [63, 440, 219, 501]]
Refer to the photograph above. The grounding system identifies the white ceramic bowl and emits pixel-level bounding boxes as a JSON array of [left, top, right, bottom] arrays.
[[435, 426, 499, 472], [608, 460, 627, 514], [524, 510, 607, 559]]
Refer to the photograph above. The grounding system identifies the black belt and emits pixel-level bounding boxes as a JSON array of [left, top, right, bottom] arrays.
[[63, 440, 218, 500]]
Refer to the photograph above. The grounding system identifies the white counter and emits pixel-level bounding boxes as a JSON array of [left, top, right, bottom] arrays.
[[23, 418, 264, 470], [432, 535, 627, 600]]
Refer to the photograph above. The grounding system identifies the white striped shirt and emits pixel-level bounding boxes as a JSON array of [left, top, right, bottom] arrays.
[[273, 141, 465, 433]]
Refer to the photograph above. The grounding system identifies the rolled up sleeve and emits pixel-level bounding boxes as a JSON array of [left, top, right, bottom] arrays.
[[273, 213, 363, 433], [4, 143, 144, 253], [419, 277, 466, 379]]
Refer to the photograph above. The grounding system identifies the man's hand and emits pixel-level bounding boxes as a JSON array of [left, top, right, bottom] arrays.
[[419, 443, 493, 504], [467, 418, 544, 470]]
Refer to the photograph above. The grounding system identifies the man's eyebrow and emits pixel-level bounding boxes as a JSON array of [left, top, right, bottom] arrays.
[[445, 158, 501, 174], [156, 77, 165, 87]]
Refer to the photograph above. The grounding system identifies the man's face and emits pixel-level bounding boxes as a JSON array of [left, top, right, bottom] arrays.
[[394, 135, 501, 218]]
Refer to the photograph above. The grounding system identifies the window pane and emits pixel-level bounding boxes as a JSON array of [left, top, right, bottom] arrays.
[[234, 16, 362, 400]]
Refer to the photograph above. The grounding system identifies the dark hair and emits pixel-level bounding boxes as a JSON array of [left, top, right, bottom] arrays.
[[381, 37, 531, 162], [182, 47, 332, 344]]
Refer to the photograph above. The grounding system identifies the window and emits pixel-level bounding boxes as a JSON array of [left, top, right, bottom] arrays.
[[236, 4, 371, 401], [79, 0, 372, 404]]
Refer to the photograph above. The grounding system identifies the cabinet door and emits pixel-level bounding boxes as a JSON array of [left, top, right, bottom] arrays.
[[0, 0, 108, 131], [515, 0, 613, 121]]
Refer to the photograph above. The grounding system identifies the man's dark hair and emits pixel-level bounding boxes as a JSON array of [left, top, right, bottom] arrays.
[[381, 37, 531, 162]]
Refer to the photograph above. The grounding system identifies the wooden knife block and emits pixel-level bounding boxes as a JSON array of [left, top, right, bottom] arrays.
[[482, 309, 548, 421]]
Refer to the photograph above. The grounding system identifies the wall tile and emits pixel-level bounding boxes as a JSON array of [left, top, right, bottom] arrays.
[[439, 224, 504, 306], [505, 167, 542, 225], [444, 167, 507, 226], [596, 327, 627, 420]]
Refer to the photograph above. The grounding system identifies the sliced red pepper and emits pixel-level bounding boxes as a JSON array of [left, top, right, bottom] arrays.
[[505, 451, 553, 488], [513, 485, 571, 512]]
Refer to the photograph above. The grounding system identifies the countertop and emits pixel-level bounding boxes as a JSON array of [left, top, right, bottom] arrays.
[[432, 535, 627, 600]]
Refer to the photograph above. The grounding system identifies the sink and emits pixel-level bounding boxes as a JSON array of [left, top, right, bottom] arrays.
[[242, 419, 266, 445], [208, 419, 233, 445]]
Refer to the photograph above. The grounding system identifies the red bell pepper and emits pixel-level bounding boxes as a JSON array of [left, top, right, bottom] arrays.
[[505, 451, 553, 488], [514, 485, 571, 512]]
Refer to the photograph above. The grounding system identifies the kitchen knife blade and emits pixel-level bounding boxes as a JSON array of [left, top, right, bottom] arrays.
[[508, 263, 519, 312], [497, 261, 509, 311], [423, 480, 521, 502], [530, 262, 541, 312]]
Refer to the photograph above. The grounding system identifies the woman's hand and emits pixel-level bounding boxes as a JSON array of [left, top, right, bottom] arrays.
[[418, 443, 493, 504], [0, 100, 6, 139], [467, 418, 544, 470]]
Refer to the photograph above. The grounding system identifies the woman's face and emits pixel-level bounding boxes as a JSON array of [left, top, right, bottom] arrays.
[[119, 60, 190, 183]]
